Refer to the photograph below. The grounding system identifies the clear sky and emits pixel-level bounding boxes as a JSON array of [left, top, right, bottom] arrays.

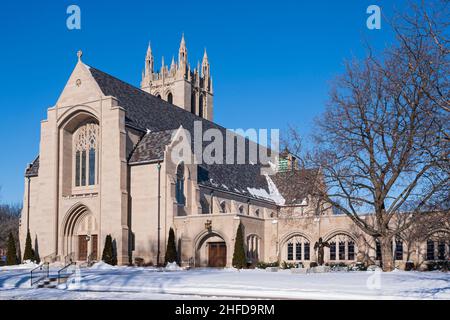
[[0, 0, 406, 204]]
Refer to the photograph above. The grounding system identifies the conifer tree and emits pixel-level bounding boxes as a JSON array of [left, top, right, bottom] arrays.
[[232, 223, 247, 269], [23, 230, 34, 262], [6, 232, 17, 266], [102, 234, 114, 265], [164, 228, 178, 265]]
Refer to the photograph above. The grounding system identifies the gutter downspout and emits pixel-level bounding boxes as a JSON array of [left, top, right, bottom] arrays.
[[27, 176, 31, 231], [157, 162, 162, 266]]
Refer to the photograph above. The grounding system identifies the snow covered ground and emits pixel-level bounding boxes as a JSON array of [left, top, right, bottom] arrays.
[[0, 263, 449, 300]]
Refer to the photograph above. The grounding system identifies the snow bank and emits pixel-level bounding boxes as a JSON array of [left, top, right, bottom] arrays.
[[165, 262, 183, 271], [0, 261, 39, 271], [90, 261, 116, 270]]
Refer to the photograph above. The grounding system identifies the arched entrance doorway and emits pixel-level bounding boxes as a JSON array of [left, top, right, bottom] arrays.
[[62, 204, 99, 262], [195, 231, 227, 268]]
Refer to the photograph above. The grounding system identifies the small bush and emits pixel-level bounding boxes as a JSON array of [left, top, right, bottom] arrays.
[[256, 261, 279, 269], [281, 261, 299, 269], [134, 257, 144, 267], [309, 262, 318, 268], [427, 261, 449, 272], [405, 261, 415, 271]]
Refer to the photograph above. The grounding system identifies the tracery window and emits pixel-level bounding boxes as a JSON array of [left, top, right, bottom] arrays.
[[327, 234, 357, 261], [74, 123, 99, 187], [285, 235, 310, 261]]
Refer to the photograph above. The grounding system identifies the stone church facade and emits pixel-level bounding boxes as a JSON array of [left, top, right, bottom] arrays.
[[20, 36, 449, 269]]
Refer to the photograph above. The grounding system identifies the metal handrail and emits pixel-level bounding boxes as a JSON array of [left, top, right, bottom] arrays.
[[30, 262, 49, 286], [57, 262, 76, 284]]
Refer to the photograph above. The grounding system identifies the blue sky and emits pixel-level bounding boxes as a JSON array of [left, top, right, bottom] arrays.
[[0, 0, 406, 203]]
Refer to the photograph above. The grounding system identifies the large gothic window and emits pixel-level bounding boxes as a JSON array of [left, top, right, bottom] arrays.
[[176, 163, 185, 206], [74, 123, 99, 187]]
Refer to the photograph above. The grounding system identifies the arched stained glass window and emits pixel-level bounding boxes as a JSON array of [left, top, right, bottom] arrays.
[[74, 123, 99, 187]]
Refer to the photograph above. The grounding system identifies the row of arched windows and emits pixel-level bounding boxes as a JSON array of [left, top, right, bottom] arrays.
[[154, 92, 172, 104], [374, 234, 450, 261], [154, 91, 206, 119], [284, 234, 357, 262]]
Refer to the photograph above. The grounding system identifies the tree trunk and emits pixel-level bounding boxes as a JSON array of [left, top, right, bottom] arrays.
[[380, 236, 394, 272]]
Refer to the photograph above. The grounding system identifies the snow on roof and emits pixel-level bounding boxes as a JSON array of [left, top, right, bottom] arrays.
[[246, 174, 286, 205]]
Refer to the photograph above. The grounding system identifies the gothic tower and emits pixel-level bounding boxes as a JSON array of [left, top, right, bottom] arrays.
[[140, 35, 214, 121]]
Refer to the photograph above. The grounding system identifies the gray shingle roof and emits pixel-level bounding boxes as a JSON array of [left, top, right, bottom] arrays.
[[88, 66, 274, 201]]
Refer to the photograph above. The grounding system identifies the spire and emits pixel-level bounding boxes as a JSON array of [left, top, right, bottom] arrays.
[[146, 41, 152, 58], [178, 33, 188, 72], [144, 42, 154, 77], [170, 56, 176, 71], [202, 48, 210, 79], [202, 48, 209, 64], [180, 33, 186, 49]]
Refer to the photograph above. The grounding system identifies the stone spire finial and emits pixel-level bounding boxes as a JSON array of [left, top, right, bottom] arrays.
[[77, 50, 83, 62], [180, 33, 186, 48], [202, 48, 208, 63], [146, 42, 152, 58]]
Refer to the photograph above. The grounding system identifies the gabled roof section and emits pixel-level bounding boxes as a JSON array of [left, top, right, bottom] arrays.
[[129, 130, 174, 165], [25, 157, 39, 178], [271, 168, 320, 205]]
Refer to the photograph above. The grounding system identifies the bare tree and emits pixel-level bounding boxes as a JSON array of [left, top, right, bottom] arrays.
[[287, 1, 449, 271]]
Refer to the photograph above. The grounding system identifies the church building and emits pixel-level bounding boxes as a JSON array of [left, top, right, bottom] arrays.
[[20, 36, 448, 269]]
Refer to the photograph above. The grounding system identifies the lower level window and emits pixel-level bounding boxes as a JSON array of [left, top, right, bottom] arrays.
[[338, 242, 345, 260], [348, 241, 355, 260], [287, 243, 293, 261], [438, 242, 446, 260], [330, 242, 336, 261], [295, 243, 302, 260], [395, 240, 403, 261], [304, 243, 310, 261]]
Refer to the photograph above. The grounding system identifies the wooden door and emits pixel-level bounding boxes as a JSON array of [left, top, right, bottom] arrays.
[[208, 242, 227, 267], [91, 235, 98, 260], [78, 235, 87, 261]]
